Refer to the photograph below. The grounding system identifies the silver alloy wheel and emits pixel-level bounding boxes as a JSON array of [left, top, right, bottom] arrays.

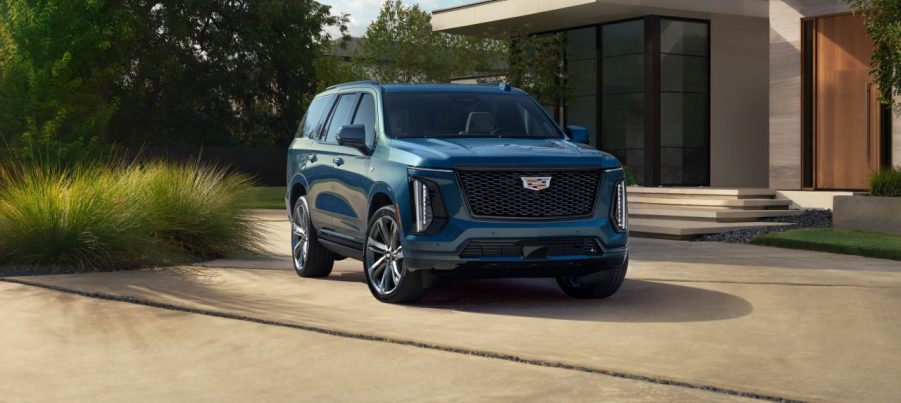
[[366, 215, 404, 296], [292, 201, 310, 272]]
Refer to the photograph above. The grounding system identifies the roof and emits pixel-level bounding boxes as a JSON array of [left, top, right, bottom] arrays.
[[325, 81, 525, 95], [380, 83, 524, 94]]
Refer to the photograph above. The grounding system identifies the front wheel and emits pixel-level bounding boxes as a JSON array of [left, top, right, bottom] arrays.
[[556, 256, 628, 299], [363, 205, 424, 304]]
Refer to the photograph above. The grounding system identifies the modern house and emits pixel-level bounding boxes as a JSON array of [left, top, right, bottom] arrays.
[[432, 0, 901, 202]]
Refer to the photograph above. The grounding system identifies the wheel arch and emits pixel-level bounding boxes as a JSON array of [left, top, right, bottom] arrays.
[[288, 174, 310, 213]]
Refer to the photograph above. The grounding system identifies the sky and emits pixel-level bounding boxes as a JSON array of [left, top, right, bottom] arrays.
[[317, 0, 475, 37]]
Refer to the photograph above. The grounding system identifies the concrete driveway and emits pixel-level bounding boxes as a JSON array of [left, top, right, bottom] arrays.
[[3, 215, 901, 402]]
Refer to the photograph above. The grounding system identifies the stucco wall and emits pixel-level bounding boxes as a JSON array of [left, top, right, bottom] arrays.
[[769, 0, 850, 190], [710, 14, 770, 187]]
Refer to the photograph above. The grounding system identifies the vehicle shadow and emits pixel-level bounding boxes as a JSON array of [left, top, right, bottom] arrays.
[[415, 278, 753, 323], [320, 268, 752, 323]]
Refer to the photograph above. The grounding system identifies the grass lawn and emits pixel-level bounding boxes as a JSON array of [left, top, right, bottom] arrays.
[[239, 186, 285, 210], [751, 228, 901, 261]]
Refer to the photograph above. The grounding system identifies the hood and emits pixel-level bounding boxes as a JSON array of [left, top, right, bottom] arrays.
[[389, 137, 621, 169]]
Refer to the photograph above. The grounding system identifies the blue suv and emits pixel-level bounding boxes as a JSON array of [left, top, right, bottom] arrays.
[[286, 81, 629, 303]]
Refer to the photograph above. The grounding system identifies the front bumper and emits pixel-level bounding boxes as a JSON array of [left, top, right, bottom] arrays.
[[401, 166, 629, 277]]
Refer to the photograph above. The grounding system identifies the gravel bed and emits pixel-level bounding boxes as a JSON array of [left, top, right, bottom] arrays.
[[695, 209, 832, 244], [0, 265, 76, 278]]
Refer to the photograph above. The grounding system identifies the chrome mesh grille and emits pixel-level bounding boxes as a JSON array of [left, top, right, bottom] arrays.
[[457, 169, 601, 218]]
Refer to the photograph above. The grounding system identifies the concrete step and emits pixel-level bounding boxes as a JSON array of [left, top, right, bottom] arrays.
[[627, 187, 776, 199], [629, 206, 804, 222], [629, 196, 792, 210], [628, 218, 794, 240]]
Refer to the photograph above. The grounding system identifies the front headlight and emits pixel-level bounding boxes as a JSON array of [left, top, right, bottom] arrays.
[[612, 179, 627, 232], [412, 178, 434, 233]]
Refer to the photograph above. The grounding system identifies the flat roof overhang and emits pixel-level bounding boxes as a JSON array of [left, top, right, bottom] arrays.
[[432, 0, 767, 35]]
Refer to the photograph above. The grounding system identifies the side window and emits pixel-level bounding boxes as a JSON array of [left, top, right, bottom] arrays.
[[352, 93, 377, 146], [323, 93, 359, 144], [298, 94, 336, 138]]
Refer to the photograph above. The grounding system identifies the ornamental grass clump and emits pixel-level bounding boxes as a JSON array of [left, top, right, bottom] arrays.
[[0, 158, 262, 271], [143, 161, 260, 258], [0, 161, 159, 271], [870, 165, 901, 197]]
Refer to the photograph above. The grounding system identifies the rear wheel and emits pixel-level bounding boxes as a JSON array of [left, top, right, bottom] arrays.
[[363, 205, 424, 303], [291, 196, 334, 278], [556, 256, 628, 299]]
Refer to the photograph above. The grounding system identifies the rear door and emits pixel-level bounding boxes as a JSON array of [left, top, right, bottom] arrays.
[[291, 94, 336, 233]]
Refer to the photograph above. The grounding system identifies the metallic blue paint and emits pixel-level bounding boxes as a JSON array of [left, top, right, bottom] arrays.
[[287, 83, 629, 274]]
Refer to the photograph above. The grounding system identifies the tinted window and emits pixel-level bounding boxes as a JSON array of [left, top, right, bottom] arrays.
[[352, 93, 377, 146], [383, 92, 562, 139], [297, 94, 336, 138], [323, 93, 359, 144]]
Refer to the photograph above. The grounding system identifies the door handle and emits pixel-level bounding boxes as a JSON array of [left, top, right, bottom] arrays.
[[332, 157, 344, 166]]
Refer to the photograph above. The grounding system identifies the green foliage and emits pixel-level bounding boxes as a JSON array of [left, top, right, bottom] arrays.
[[239, 187, 287, 210], [870, 165, 901, 197], [845, 0, 901, 108], [500, 29, 569, 107], [355, 1, 567, 107], [0, 0, 134, 151], [143, 161, 259, 258], [356, 0, 497, 83], [752, 228, 901, 261], [0, 0, 347, 151], [623, 166, 639, 186], [110, 0, 347, 148], [0, 157, 262, 271]]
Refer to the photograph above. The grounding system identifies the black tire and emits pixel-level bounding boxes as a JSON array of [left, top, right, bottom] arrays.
[[363, 205, 425, 304], [556, 256, 628, 299], [291, 196, 334, 278]]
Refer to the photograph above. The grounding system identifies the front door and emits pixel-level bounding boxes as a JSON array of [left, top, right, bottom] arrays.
[[813, 13, 882, 190]]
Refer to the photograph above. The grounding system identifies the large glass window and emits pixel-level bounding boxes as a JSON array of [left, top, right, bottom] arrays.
[[565, 27, 598, 146], [659, 19, 709, 185], [601, 19, 646, 184]]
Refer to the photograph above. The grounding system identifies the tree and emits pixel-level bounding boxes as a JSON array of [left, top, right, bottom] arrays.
[[846, 0, 901, 108], [355, 1, 566, 107], [0, 0, 348, 153], [356, 0, 497, 83], [110, 0, 347, 147], [0, 0, 135, 158], [497, 29, 568, 108]]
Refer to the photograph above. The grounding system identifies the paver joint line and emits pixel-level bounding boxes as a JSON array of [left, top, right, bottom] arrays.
[[2, 277, 805, 403]]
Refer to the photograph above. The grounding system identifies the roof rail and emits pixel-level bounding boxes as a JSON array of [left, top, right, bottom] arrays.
[[326, 80, 379, 90]]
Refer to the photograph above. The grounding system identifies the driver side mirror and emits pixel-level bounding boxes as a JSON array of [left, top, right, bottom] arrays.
[[566, 125, 590, 145], [337, 124, 369, 154]]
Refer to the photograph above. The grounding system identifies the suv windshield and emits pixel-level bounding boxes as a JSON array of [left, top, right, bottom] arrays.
[[383, 92, 563, 139]]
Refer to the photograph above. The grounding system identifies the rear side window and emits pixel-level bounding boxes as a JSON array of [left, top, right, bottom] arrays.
[[352, 93, 377, 146], [323, 93, 360, 144], [297, 94, 336, 138]]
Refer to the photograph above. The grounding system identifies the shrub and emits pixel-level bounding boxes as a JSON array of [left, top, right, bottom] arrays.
[[623, 165, 639, 186], [0, 158, 262, 271], [870, 165, 901, 197], [143, 161, 259, 258]]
